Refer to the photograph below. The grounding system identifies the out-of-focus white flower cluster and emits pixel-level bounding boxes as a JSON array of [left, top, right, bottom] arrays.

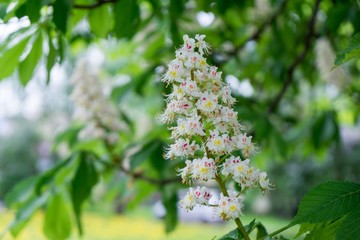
[[70, 60, 127, 144], [161, 34, 271, 221]]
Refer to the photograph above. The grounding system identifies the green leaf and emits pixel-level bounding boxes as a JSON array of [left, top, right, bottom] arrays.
[[312, 111, 339, 149], [245, 219, 256, 233], [149, 141, 166, 177], [293, 181, 360, 224], [113, 0, 140, 39], [46, 34, 57, 84], [4, 176, 37, 208], [89, 5, 113, 38], [256, 223, 268, 239], [35, 158, 72, 195], [18, 32, 43, 85], [295, 223, 315, 238], [71, 154, 98, 235], [9, 194, 48, 237], [336, 205, 360, 240], [161, 185, 178, 233], [127, 181, 156, 209], [129, 140, 161, 170], [0, 26, 32, 52], [72, 139, 107, 157], [219, 228, 241, 240], [0, 35, 31, 81], [304, 218, 345, 240], [271, 128, 288, 159], [58, 33, 66, 63], [53, 0, 70, 33], [26, 0, 42, 22], [44, 193, 72, 240], [168, 0, 184, 47], [111, 81, 133, 102], [325, 3, 350, 33], [335, 33, 360, 66], [15, 2, 26, 19], [53, 125, 82, 149], [0, 3, 7, 19]]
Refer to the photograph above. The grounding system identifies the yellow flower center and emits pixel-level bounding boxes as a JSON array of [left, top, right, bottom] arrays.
[[230, 205, 237, 212], [214, 139, 221, 146], [205, 101, 213, 108], [169, 70, 177, 78]]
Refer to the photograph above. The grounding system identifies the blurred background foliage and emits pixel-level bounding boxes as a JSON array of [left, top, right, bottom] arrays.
[[0, 0, 360, 239]]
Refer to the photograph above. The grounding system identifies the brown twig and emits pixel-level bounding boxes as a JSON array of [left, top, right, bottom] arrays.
[[267, 0, 321, 114], [73, 0, 117, 9], [117, 164, 180, 186]]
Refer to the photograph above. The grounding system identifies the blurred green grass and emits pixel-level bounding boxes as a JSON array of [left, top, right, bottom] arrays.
[[0, 207, 298, 240]]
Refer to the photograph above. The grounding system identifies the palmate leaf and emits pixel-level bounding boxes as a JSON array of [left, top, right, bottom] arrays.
[[293, 181, 360, 224], [336, 205, 360, 240]]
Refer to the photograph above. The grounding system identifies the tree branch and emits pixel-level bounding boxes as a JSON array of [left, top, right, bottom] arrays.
[[117, 164, 180, 186], [73, 0, 117, 9], [267, 0, 321, 114]]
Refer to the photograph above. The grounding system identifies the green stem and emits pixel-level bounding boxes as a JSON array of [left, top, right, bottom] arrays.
[[215, 175, 251, 240], [258, 223, 294, 240]]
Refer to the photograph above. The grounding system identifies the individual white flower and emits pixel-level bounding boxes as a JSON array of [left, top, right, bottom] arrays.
[[215, 192, 244, 221], [174, 98, 194, 116], [180, 186, 212, 210], [232, 159, 251, 179], [159, 100, 178, 123], [243, 143, 257, 158], [172, 115, 205, 138], [235, 133, 253, 149], [165, 138, 199, 159], [222, 156, 239, 176], [206, 130, 226, 154], [219, 106, 238, 124], [180, 187, 197, 210], [208, 66, 222, 82], [220, 85, 236, 106], [182, 34, 196, 52], [186, 115, 206, 136], [191, 157, 217, 181], [195, 34, 211, 55], [196, 92, 218, 113], [193, 186, 212, 205], [181, 79, 200, 97]]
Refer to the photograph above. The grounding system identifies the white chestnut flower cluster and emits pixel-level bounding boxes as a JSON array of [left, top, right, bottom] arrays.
[[161, 35, 271, 221], [70, 60, 127, 144]]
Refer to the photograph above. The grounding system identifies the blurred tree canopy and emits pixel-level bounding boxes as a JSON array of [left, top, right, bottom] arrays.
[[1, 0, 360, 239]]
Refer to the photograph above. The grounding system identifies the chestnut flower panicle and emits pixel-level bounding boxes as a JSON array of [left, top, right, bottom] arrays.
[[70, 60, 127, 145], [160, 34, 271, 221]]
